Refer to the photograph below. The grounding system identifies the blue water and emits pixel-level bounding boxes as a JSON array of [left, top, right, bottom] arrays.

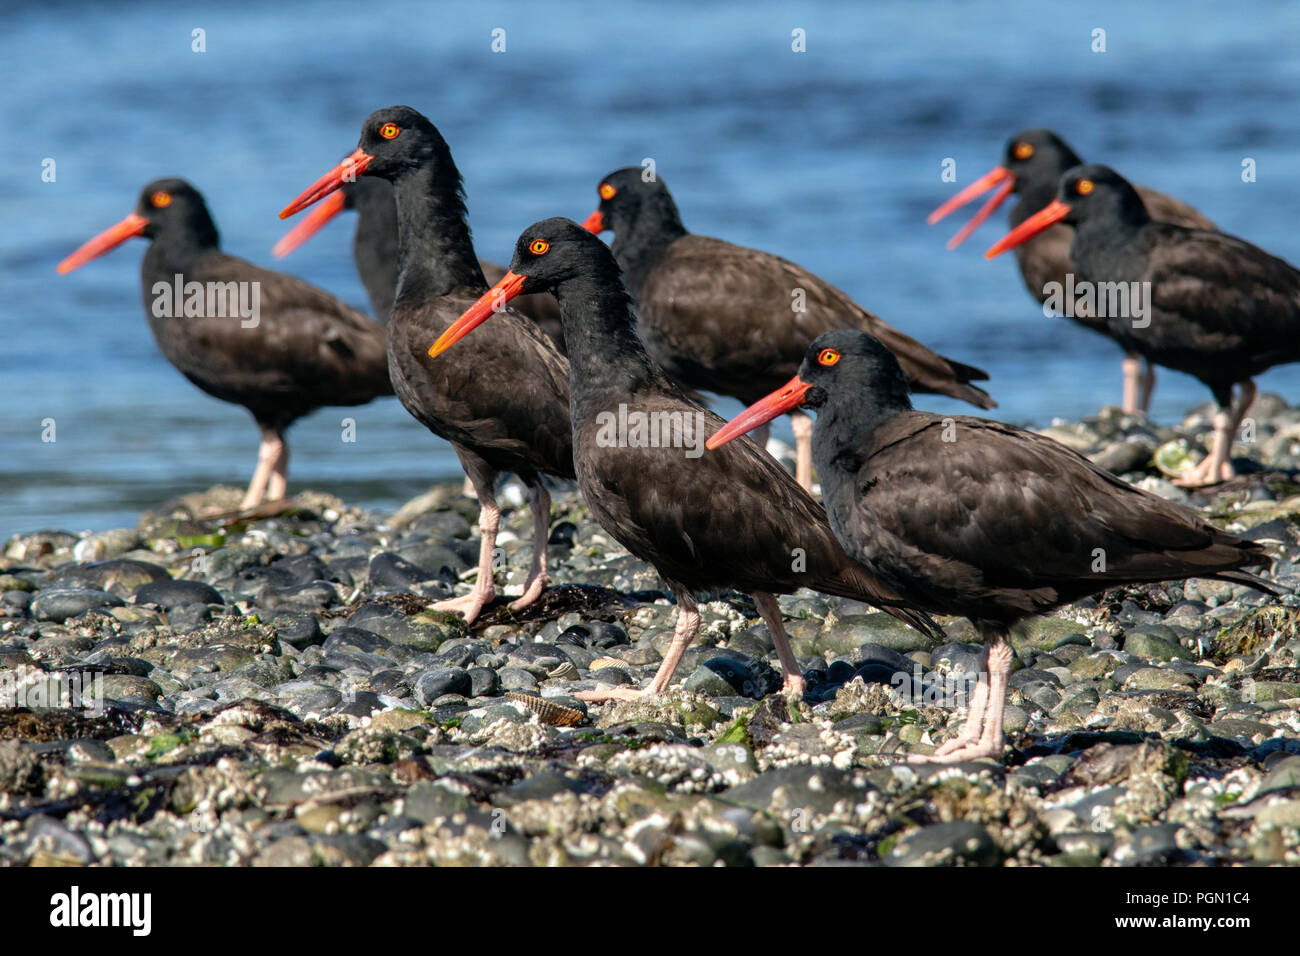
[[3, 0, 1298, 536]]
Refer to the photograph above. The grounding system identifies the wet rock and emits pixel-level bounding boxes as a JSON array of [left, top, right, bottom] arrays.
[[30, 588, 124, 622]]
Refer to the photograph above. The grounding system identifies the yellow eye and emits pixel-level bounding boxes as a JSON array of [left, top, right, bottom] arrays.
[[817, 348, 840, 366], [1013, 142, 1034, 160], [599, 183, 615, 200], [529, 239, 550, 255], [151, 190, 172, 208], [380, 123, 399, 140], [1076, 178, 1094, 196]]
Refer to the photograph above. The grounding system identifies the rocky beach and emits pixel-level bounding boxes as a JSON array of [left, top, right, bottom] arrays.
[[2, 399, 1299, 868]]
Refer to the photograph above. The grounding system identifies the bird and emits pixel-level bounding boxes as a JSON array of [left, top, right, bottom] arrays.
[[272, 175, 565, 347], [581, 167, 994, 489], [428, 217, 940, 702], [708, 329, 1275, 762], [987, 163, 1300, 487], [57, 178, 394, 511], [928, 129, 1215, 414], [279, 107, 574, 624]]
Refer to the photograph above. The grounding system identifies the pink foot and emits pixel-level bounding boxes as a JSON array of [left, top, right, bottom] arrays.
[[507, 575, 548, 613], [431, 590, 492, 625]]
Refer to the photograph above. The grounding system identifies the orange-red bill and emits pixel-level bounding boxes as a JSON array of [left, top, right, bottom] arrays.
[[272, 189, 347, 258], [944, 177, 1014, 249], [984, 199, 1072, 259], [280, 148, 372, 219], [581, 210, 605, 233], [428, 270, 528, 358], [927, 165, 1012, 225], [57, 212, 149, 274], [706, 375, 813, 451]]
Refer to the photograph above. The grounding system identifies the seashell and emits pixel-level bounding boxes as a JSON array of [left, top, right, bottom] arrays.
[[547, 661, 579, 681], [1153, 439, 1195, 479], [589, 657, 629, 671], [505, 691, 584, 726]]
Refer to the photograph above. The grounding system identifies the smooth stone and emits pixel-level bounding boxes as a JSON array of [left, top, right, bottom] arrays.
[[31, 588, 124, 622], [414, 667, 472, 706], [134, 579, 224, 608]]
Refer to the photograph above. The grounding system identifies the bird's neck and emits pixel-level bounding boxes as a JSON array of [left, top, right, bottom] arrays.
[[610, 200, 688, 297], [1070, 208, 1150, 282], [553, 275, 660, 418], [389, 164, 486, 301], [353, 191, 400, 320], [141, 222, 220, 279], [1010, 176, 1060, 228], [811, 393, 910, 479]]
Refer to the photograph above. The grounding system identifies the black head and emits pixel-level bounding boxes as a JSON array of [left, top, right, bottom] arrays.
[[796, 330, 911, 414], [58, 177, 217, 273], [585, 166, 684, 237], [707, 329, 911, 452], [1002, 129, 1084, 194], [352, 106, 454, 181], [1055, 164, 1149, 227], [508, 217, 622, 295]]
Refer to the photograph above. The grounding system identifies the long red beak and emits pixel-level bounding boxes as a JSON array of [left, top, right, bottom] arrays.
[[280, 148, 372, 219], [428, 270, 529, 358], [706, 375, 814, 450], [273, 189, 347, 258], [581, 210, 605, 233], [57, 212, 149, 274], [927, 165, 1014, 248], [985, 199, 1072, 259]]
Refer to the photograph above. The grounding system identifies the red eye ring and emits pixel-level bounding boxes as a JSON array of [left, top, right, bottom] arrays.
[[599, 183, 615, 200], [1013, 142, 1034, 160], [380, 123, 399, 139], [1076, 178, 1094, 196], [818, 348, 840, 366], [151, 191, 172, 208], [529, 239, 550, 255]]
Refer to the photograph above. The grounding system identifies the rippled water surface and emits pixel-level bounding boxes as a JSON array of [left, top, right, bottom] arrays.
[[2, 0, 1298, 535]]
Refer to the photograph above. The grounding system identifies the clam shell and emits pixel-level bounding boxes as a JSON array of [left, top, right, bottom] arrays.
[[590, 657, 629, 671], [547, 661, 580, 681], [505, 691, 584, 726]]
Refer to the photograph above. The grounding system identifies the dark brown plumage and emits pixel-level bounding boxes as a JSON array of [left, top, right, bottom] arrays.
[[989, 163, 1300, 487], [280, 107, 574, 624], [585, 167, 994, 487], [931, 129, 1214, 413], [431, 218, 940, 700], [58, 177, 394, 510], [711, 330, 1274, 762]]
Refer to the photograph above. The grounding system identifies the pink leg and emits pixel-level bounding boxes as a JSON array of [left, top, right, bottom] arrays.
[[1175, 381, 1253, 487], [239, 426, 285, 510], [1120, 353, 1141, 415], [911, 673, 989, 762], [508, 483, 551, 612], [790, 411, 814, 491], [432, 493, 500, 625], [266, 441, 289, 503], [577, 592, 700, 702], [753, 591, 805, 696], [924, 632, 1012, 763]]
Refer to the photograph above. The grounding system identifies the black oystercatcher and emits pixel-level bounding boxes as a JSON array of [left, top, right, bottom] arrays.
[[987, 164, 1300, 486], [929, 129, 1215, 414], [428, 218, 939, 701], [280, 107, 574, 623], [273, 175, 565, 347], [709, 330, 1274, 761], [583, 167, 994, 488], [58, 178, 394, 510]]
